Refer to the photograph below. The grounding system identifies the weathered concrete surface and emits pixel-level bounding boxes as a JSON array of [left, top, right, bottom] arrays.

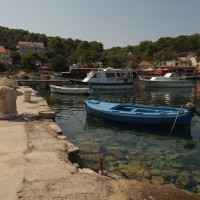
[[0, 86, 18, 119], [0, 119, 26, 200], [0, 86, 199, 200]]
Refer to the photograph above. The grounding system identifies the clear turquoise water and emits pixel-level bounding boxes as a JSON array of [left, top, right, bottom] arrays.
[[38, 80, 200, 195]]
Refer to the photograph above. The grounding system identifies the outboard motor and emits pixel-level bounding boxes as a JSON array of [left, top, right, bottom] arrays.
[[185, 102, 196, 112], [185, 102, 200, 116]]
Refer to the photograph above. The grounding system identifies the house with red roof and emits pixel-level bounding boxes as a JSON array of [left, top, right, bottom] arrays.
[[17, 41, 45, 56], [0, 46, 11, 63], [137, 61, 154, 71], [0, 46, 6, 59]]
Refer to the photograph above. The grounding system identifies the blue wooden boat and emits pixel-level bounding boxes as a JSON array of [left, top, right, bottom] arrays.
[[85, 100, 194, 125]]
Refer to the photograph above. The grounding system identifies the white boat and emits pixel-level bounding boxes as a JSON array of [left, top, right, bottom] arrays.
[[49, 85, 92, 95], [70, 67, 137, 90], [141, 73, 193, 88]]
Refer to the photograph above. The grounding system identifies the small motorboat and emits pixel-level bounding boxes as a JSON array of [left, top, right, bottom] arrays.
[[49, 85, 93, 95], [140, 73, 193, 88], [85, 100, 195, 125]]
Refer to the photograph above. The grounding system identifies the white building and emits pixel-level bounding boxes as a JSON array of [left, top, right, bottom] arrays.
[[17, 41, 45, 56]]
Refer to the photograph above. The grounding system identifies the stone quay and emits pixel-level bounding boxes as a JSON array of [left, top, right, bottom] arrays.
[[0, 84, 199, 200]]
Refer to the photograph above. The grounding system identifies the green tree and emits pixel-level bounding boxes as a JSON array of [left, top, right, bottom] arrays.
[[77, 41, 90, 62], [21, 52, 47, 70], [0, 62, 7, 72], [47, 37, 66, 57], [39, 34, 48, 47], [196, 50, 200, 63], [154, 37, 174, 52], [50, 55, 67, 72], [102, 47, 127, 68], [187, 34, 200, 51], [63, 38, 76, 58], [154, 50, 177, 61], [88, 41, 104, 62], [138, 41, 155, 61], [173, 35, 188, 56], [11, 51, 21, 64]]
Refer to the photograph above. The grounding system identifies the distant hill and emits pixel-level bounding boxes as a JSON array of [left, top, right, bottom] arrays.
[[0, 25, 200, 69]]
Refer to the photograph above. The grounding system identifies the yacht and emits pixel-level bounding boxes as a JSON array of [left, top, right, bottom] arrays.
[[141, 73, 193, 88], [70, 67, 137, 90]]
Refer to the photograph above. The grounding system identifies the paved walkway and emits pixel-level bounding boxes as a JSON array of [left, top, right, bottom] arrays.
[[0, 86, 199, 200], [0, 87, 49, 199]]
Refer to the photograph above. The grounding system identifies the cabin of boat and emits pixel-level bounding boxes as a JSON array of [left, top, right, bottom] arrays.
[[61, 67, 99, 79], [83, 67, 137, 81]]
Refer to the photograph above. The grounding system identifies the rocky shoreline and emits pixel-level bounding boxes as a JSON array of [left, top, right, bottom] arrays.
[[0, 86, 200, 200]]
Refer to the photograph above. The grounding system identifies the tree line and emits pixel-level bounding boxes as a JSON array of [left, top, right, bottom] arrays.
[[0, 25, 200, 72]]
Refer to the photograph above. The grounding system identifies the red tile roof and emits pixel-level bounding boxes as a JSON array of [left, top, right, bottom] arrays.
[[18, 41, 44, 47], [0, 46, 6, 53], [138, 61, 152, 67]]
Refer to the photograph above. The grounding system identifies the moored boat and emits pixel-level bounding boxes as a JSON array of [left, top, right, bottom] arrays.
[[85, 100, 195, 125], [140, 73, 193, 88], [49, 85, 92, 95], [70, 67, 137, 90]]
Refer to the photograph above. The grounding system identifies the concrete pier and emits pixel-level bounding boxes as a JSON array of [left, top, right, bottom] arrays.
[[17, 79, 69, 89], [0, 86, 199, 200]]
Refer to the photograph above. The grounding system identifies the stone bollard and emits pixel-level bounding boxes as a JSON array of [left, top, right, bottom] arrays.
[[0, 86, 18, 119], [24, 90, 32, 102], [99, 157, 104, 175]]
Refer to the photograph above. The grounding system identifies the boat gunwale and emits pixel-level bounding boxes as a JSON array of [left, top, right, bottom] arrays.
[[49, 85, 92, 94], [86, 101, 190, 117]]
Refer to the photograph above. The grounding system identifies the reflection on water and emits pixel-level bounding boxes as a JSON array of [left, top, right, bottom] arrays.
[[85, 115, 193, 139], [38, 80, 200, 196]]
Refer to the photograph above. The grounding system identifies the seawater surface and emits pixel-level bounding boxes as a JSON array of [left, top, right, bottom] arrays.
[[38, 80, 200, 196]]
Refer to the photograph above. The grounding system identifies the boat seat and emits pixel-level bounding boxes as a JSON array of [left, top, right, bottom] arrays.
[[114, 106, 133, 111], [135, 112, 143, 115], [135, 108, 158, 113]]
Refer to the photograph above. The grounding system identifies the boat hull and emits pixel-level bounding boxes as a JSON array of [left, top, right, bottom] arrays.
[[144, 80, 193, 88], [85, 100, 192, 125], [49, 85, 92, 95], [70, 80, 133, 90]]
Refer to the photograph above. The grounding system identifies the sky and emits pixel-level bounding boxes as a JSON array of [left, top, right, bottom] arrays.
[[0, 0, 200, 49]]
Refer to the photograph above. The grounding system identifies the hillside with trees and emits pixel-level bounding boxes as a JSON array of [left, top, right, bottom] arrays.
[[0, 25, 200, 72]]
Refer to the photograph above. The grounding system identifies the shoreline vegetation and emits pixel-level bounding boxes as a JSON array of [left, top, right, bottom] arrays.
[[0, 26, 200, 75]]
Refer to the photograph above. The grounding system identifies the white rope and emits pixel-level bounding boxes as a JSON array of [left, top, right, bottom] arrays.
[[168, 107, 182, 137]]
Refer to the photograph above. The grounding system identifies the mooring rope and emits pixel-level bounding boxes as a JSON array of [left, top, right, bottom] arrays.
[[168, 107, 182, 138]]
